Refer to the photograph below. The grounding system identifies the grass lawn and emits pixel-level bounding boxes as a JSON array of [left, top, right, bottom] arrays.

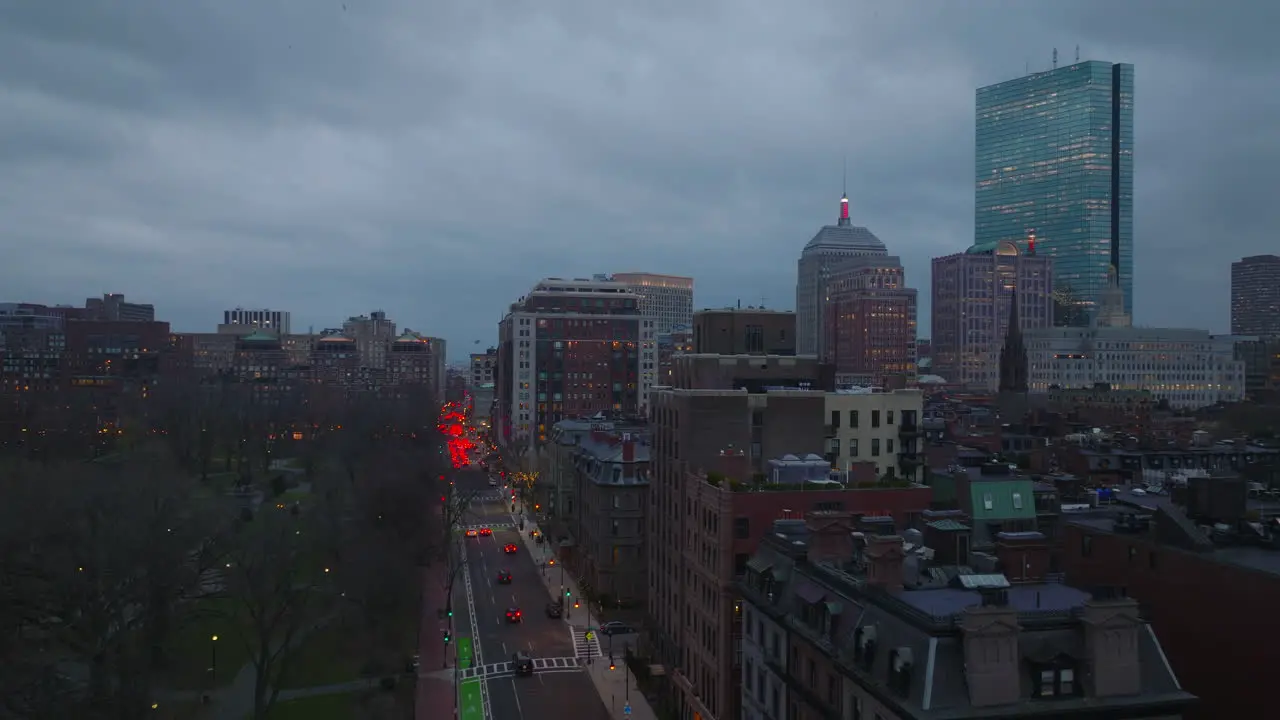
[[277, 609, 419, 690], [256, 692, 357, 720], [163, 596, 253, 690]]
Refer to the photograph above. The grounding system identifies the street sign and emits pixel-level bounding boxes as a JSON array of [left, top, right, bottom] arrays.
[[624, 704, 631, 715]]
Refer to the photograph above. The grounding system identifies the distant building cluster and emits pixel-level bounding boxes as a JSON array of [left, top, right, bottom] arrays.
[[0, 297, 449, 436]]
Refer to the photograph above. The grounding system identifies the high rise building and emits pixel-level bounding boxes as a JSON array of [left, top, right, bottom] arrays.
[[796, 193, 889, 356], [612, 272, 694, 336], [223, 308, 292, 336], [975, 60, 1134, 327], [496, 277, 655, 455], [822, 255, 917, 386], [931, 239, 1054, 391], [85, 293, 155, 323], [1231, 254, 1280, 337]]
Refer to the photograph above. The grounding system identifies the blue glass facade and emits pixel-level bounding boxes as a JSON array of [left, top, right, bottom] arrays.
[[975, 61, 1134, 327]]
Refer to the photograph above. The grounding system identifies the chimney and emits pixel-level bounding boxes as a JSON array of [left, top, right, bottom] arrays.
[[863, 535, 905, 591], [622, 433, 636, 463], [994, 531, 1049, 582], [804, 511, 855, 565], [1082, 593, 1143, 697], [961, 601, 1021, 707]]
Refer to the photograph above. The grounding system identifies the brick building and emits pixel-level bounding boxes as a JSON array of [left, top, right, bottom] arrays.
[[1063, 483, 1280, 720], [822, 256, 918, 387], [741, 513, 1195, 720], [693, 307, 796, 356]]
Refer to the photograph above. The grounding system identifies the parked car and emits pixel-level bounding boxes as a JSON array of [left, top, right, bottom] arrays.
[[600, 621, 636, 636]]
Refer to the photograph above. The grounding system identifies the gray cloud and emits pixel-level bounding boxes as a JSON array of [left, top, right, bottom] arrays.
[[2, 0, 1277, 358]]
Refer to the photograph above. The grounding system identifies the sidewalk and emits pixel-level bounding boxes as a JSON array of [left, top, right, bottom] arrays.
[[415, 558, 457, 720], [512, 511, 657, 720]]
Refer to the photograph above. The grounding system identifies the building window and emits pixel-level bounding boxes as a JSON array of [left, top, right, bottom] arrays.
[[871, 439, 880, 457], [887, 410, 894, 425], [1081, 535, 1093, 557], [849, 439, 859, 457], [871, 410, 881, 428], [849, 410, 859, 428], [734, 517, 750, 539], [1035, 667, 1077, 697], [1012, 492, 1023, 509], [983, 493, 994, 511]]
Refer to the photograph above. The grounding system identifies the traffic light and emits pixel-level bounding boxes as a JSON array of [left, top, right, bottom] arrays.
[[565, 589, 571, 597], [443, 630, 451, 644], [574, 600, 580, 609], [609, 656, 616, 671], [447, 604, 453, 618]]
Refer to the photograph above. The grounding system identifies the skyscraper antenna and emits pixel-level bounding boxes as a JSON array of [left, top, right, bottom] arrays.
[[1075, 45, 1080, 63], [842, 154, 847, 196], [1052, 48, 1058, 69]]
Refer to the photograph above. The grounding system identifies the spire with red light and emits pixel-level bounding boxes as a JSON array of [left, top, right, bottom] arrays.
[[838, 157, 851, 226], [1027, 232, 1037, 255]]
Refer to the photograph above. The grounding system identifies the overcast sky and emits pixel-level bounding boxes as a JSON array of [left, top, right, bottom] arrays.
[[3, 1, 1276, 360]]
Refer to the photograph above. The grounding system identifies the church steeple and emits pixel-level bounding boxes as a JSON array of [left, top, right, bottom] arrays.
[[999, 288, 1028, 393]]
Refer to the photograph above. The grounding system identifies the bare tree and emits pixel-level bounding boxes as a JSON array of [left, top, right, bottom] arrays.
[[214, 496, 344, 720]]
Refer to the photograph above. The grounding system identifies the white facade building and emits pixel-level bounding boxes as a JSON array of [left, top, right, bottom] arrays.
[[611, 272, 694, 336], [223, 308, 291, 336], [1025, 326, 1246, 409], [741, 601, 789, 720]]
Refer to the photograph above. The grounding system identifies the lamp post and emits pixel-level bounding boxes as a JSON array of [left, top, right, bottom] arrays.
[[210, 635, 218, 684]]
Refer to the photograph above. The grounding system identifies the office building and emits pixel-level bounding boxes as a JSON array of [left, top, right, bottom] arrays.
[[1025, 324, 1245, 409], [694, 307, 796, 355], [496, 277, 655, 454], [740, 514, 1194, 720], [222, 308, 292, 336], [612, 272, 694, 336], [976, 60, 1134, 326], [796, 193, 889, 356], [822, 255, 917, 386], [931, 239, 1054, 390], [1231, 254, 1280, 336]]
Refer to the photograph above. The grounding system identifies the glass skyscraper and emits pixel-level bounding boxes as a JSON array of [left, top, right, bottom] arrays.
[[975, 60, 1134, 327]]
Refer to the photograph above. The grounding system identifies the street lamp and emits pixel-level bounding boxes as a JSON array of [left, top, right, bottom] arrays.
[[210, 635, 218, 684]]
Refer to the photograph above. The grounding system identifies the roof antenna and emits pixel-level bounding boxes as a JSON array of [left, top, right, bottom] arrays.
[[1052, 48, 1058, 69], [1075, 45, 1080, 63]]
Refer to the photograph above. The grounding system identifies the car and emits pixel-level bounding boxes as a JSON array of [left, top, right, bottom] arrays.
[[464, 529, 479, 538], [546, 601, 563, 618], [479, 527, 493, 537], [504, 543, 518, 554], [497, 570, 512, 584], [505, 607, 523, 623], [600, 621, 636, 636], [512, 651, 534, 676]]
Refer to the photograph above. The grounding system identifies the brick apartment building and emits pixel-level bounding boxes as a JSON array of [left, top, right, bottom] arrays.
[[1063, 473, 1280, 720], [740, 513, 1194, 720], [647, 354, 933, 720], [822, 256, 918, 387]]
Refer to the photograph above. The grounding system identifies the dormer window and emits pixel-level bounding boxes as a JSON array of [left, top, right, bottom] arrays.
[[888, 647, 914, 697]]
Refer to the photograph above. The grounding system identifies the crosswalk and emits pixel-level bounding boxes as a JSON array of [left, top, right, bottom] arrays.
[[458, 656, 585, 681], [460, 523, 514, 532], [573, 628, 602, 660]]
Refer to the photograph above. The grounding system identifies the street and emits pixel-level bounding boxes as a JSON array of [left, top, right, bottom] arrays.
[[454, 468, 614, 720]]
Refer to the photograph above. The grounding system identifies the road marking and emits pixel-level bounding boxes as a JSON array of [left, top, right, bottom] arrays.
[[460, 536, 492, 720], [510, 678, 524, 720]]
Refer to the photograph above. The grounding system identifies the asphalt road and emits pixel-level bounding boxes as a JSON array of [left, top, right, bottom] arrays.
[[455, 468, 613, 720]]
